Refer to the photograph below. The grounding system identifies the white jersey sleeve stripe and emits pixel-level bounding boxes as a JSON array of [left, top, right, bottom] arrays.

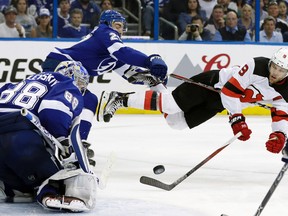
[[80, 108, 94, 123], [107, 42, 125, 56]]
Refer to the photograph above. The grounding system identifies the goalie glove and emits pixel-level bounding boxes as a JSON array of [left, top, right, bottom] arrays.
[[145, 54, 167, 81], [229, 114, 252, 141], [266, 132, 286, 154]]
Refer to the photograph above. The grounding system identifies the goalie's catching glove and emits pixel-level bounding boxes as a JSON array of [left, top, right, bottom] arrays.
[[145, 54, 167, 81], [229, 114, 252, 141], [266, 132, 286, 154]]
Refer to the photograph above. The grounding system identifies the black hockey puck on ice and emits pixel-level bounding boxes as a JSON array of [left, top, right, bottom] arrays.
[[153, 165, 165, 174]]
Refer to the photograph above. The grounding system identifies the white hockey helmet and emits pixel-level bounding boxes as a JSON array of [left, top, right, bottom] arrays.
[[269, 48, 288, 70], [55, 61, 89, 94]]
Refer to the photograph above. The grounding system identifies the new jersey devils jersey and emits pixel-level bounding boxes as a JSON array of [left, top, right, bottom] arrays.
[[216, 57, 288, 134]]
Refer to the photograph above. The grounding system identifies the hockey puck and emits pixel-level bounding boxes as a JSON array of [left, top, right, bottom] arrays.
[[153, 165, 165, 175]]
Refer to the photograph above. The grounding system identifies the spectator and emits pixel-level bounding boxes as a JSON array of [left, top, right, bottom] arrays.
[[14, 0, 37, 37], [258, 16, 283, 42], [94, 0, 113, 27], [27, 0, 53, 16], [59, 8, 90, 38], [252, 0, 268, 22], [217, 0, 238, 15], [238, 3, 255, 40], [0, 0, 11, 11], [0, 9, 5, 23], [100, 0, 113, 11], [70, 0, 101, 30], [262, 0, 269, 11], [141, 0, 168, 37], [30, 8, 52, 38], [278, 0, 288, 24], [178, 14, 211, 40], [235, 0, 245, 16], [198, 0, 217, 20], [213, 10, 251, 41], [162, 0, 187, 24], [0, 5, 25, 37], [178, 0, 207, 35], [260, 0, 288, 37], [57, 0, 71, 37], [162, 0, 188, 39], [204, 4, 225, 39]]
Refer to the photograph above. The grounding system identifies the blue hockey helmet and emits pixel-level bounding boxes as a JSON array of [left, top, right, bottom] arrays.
[[55, 61, 90, 95], [99, 9, 127, 32]]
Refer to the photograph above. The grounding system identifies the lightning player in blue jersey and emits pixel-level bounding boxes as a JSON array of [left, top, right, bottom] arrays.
[[0, 61, 98, 212], [42, 9, 168, 123]]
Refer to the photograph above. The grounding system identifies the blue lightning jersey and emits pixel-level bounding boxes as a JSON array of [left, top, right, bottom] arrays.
[[0, 72, 84, 139], [46, 24, 148, 77]]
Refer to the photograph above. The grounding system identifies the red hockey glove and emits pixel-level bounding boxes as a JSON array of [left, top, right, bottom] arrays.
[[266, 132, 286, 154], [229, 114, 252, 141]]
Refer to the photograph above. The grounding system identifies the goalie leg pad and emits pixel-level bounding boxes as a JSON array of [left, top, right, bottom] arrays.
[[42, 195, 88, 212], [38, 169, 98, 212], [64, 172, 97, 210]]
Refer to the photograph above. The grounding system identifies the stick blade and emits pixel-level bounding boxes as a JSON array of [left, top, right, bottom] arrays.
[[140, 176, 174, 191]]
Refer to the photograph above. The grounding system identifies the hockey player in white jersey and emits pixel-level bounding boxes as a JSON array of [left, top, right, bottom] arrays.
[[0, 61, 97, 212], [99, 48, 288, 160]]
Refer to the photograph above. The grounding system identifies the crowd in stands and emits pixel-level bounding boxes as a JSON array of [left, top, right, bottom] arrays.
[[0, 0, 113, 38], [141, 0, 288, 42], [0, 0, 288, 42]]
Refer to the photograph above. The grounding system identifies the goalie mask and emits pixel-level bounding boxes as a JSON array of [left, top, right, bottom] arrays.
[[55, 61, 89, 95], [99, 10, 127, 32]]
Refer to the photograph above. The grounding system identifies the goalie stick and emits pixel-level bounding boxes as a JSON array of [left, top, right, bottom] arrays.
[[20, 108, 91, 173], [253, 162, 288, 216], [169, 73, 272, 110], [140, 132, 242, 191]]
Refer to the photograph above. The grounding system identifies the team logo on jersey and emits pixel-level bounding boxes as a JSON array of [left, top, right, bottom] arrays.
[[94, 58, 117, 75]]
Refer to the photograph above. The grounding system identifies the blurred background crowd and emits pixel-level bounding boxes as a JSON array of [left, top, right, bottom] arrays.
[[0, 0, 287, 43]]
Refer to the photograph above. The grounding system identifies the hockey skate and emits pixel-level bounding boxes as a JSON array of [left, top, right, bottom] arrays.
[[41, 195, 89, 212], [96, 91, 134, 122]]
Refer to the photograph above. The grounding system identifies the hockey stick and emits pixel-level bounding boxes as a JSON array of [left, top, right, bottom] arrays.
[[20, 108, 65, 152], [253, 162, 288, 216], [21, 108, 91, 173], [140, 132, 242, 191], [169, 73, 272, 110]]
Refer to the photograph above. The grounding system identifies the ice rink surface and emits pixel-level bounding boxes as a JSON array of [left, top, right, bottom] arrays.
[[1, 114, 288, 216]]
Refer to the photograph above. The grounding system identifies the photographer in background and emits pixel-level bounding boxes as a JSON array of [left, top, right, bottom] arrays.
[[178, 15, 212, 41]]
